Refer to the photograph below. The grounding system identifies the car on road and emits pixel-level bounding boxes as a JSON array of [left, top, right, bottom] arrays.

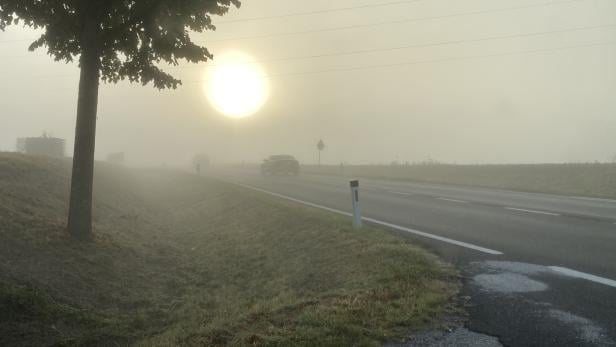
[[261, 155, 300, 175]]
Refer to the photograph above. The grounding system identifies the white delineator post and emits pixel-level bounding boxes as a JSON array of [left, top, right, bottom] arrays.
[[350, 180, 362, 229]]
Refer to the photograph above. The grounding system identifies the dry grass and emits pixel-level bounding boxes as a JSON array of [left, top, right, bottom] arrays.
[[0, 153, 457, 346]]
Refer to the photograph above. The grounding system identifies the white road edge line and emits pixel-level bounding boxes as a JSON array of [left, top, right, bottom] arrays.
[[389, 191, 416, 196], [549, 266, 616, 288], [436, 197, 469, 204], [361, 217, 503, 255], [230, 181, 504, 256], [504, 207, 560, 216]]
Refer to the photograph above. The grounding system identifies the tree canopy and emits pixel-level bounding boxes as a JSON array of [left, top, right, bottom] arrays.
[[0, 0, 242, 239], [0, 0, 241, 89]]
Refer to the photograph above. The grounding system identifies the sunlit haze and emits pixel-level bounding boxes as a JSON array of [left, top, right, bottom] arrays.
[[2, 1, 616, 345], [1, 0, 615, 166], [205, 51, 269, 118]]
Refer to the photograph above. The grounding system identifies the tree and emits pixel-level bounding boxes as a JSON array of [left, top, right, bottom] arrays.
[[0, 0, 240, 240], [317, 139, 325, 167]]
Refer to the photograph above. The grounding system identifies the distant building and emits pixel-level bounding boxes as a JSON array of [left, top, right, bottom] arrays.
[[16, 133, 65, 158]]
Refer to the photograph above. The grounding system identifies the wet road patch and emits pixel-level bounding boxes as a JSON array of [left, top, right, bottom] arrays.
[[463, 261, 616, 347]]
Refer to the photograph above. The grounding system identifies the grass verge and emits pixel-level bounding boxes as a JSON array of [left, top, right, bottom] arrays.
[[0, 153, 457, 346]]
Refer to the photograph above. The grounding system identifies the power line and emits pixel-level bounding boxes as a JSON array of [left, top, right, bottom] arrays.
[[7, 22, 614, 63], [6, 23, 616, 79], [4, 39, 614, 96], [11, 39, 615, 87], [200, 0, 587, 43], [0, 0, 424, 43], [0, 0, 589, 45], [217, 0, 425, 24], [177, 40, 616, 83], [173, 23, 616, 69], [0, 0, 427, 44]]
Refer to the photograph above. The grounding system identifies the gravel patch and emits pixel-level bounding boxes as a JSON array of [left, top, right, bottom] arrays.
[[386, 327, 502, 347], [549, 309, 614, 345]]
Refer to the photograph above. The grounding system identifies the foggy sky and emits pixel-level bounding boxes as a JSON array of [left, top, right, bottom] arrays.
[[1, 0, 615, 166]]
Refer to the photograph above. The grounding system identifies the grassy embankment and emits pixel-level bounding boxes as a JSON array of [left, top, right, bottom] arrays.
[[0, 153, 457, 346], [301, 163, 616, 199]]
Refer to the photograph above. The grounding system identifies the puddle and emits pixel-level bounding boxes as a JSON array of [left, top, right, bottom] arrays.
[[474, 272, 548, 293], [479, 261, 548, 275], [466, 260, 615, 346]]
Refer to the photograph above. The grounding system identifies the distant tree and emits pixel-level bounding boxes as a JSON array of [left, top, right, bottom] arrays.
[[0, 0, 240, 240], [317, 139, 325, 166]]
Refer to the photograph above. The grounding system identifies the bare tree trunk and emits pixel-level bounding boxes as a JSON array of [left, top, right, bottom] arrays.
[[67, 19, 100, 240]]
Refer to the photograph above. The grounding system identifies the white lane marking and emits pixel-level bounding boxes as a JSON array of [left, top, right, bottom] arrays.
[[565, 195, 616, 204], [389, 191, 416, 196], [230, 181, 504, 256], [504, 207, 560, 216], [235, 183, 352, 217], [549, 267, 616, 288], [436, 197, 468, 204], [362, 217, 503, 255]]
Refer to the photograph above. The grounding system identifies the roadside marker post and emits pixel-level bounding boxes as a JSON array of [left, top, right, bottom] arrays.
[[350, 180, 362, 229]]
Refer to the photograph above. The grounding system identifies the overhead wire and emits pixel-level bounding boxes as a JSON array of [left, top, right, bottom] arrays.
[[216, 0, 426, 24], [0, 0, 588, 45], [8, 39, 615, 88], [172, 23, 616, 69], [199, 0, 587, 43], [0, 0, 613, 85], [175, 41, 616, 83], [8, 22, 616, 80], [0, 0, 427, 44], [35, 39, 616, 92]]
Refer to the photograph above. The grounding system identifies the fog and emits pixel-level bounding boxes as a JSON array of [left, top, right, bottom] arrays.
[[1, 0, 615, 166]]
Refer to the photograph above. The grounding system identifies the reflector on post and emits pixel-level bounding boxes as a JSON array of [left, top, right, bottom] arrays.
[[350, 180, 362, 229]]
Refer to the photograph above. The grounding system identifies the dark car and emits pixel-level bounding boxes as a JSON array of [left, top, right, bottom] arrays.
[[261, 155, 300, 175]]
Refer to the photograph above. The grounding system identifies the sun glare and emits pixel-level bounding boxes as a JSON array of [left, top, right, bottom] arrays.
[[205, 51, 269, 119]]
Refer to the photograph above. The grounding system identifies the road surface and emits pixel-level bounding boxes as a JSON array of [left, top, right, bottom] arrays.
[[211, 167, 616, 346]]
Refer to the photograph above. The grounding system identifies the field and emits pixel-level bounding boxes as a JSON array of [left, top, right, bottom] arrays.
[[0, 153, 457, 346], [301, 163, 616, 199]]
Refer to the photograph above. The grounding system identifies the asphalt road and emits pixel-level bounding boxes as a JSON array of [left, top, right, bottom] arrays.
[[211, 168, 616, 346]]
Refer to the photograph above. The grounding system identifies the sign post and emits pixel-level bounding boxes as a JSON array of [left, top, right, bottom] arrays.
[[350, 180, 362, 229]]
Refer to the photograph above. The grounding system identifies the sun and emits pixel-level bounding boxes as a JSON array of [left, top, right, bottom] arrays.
[[204, 51, 269, 118]]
